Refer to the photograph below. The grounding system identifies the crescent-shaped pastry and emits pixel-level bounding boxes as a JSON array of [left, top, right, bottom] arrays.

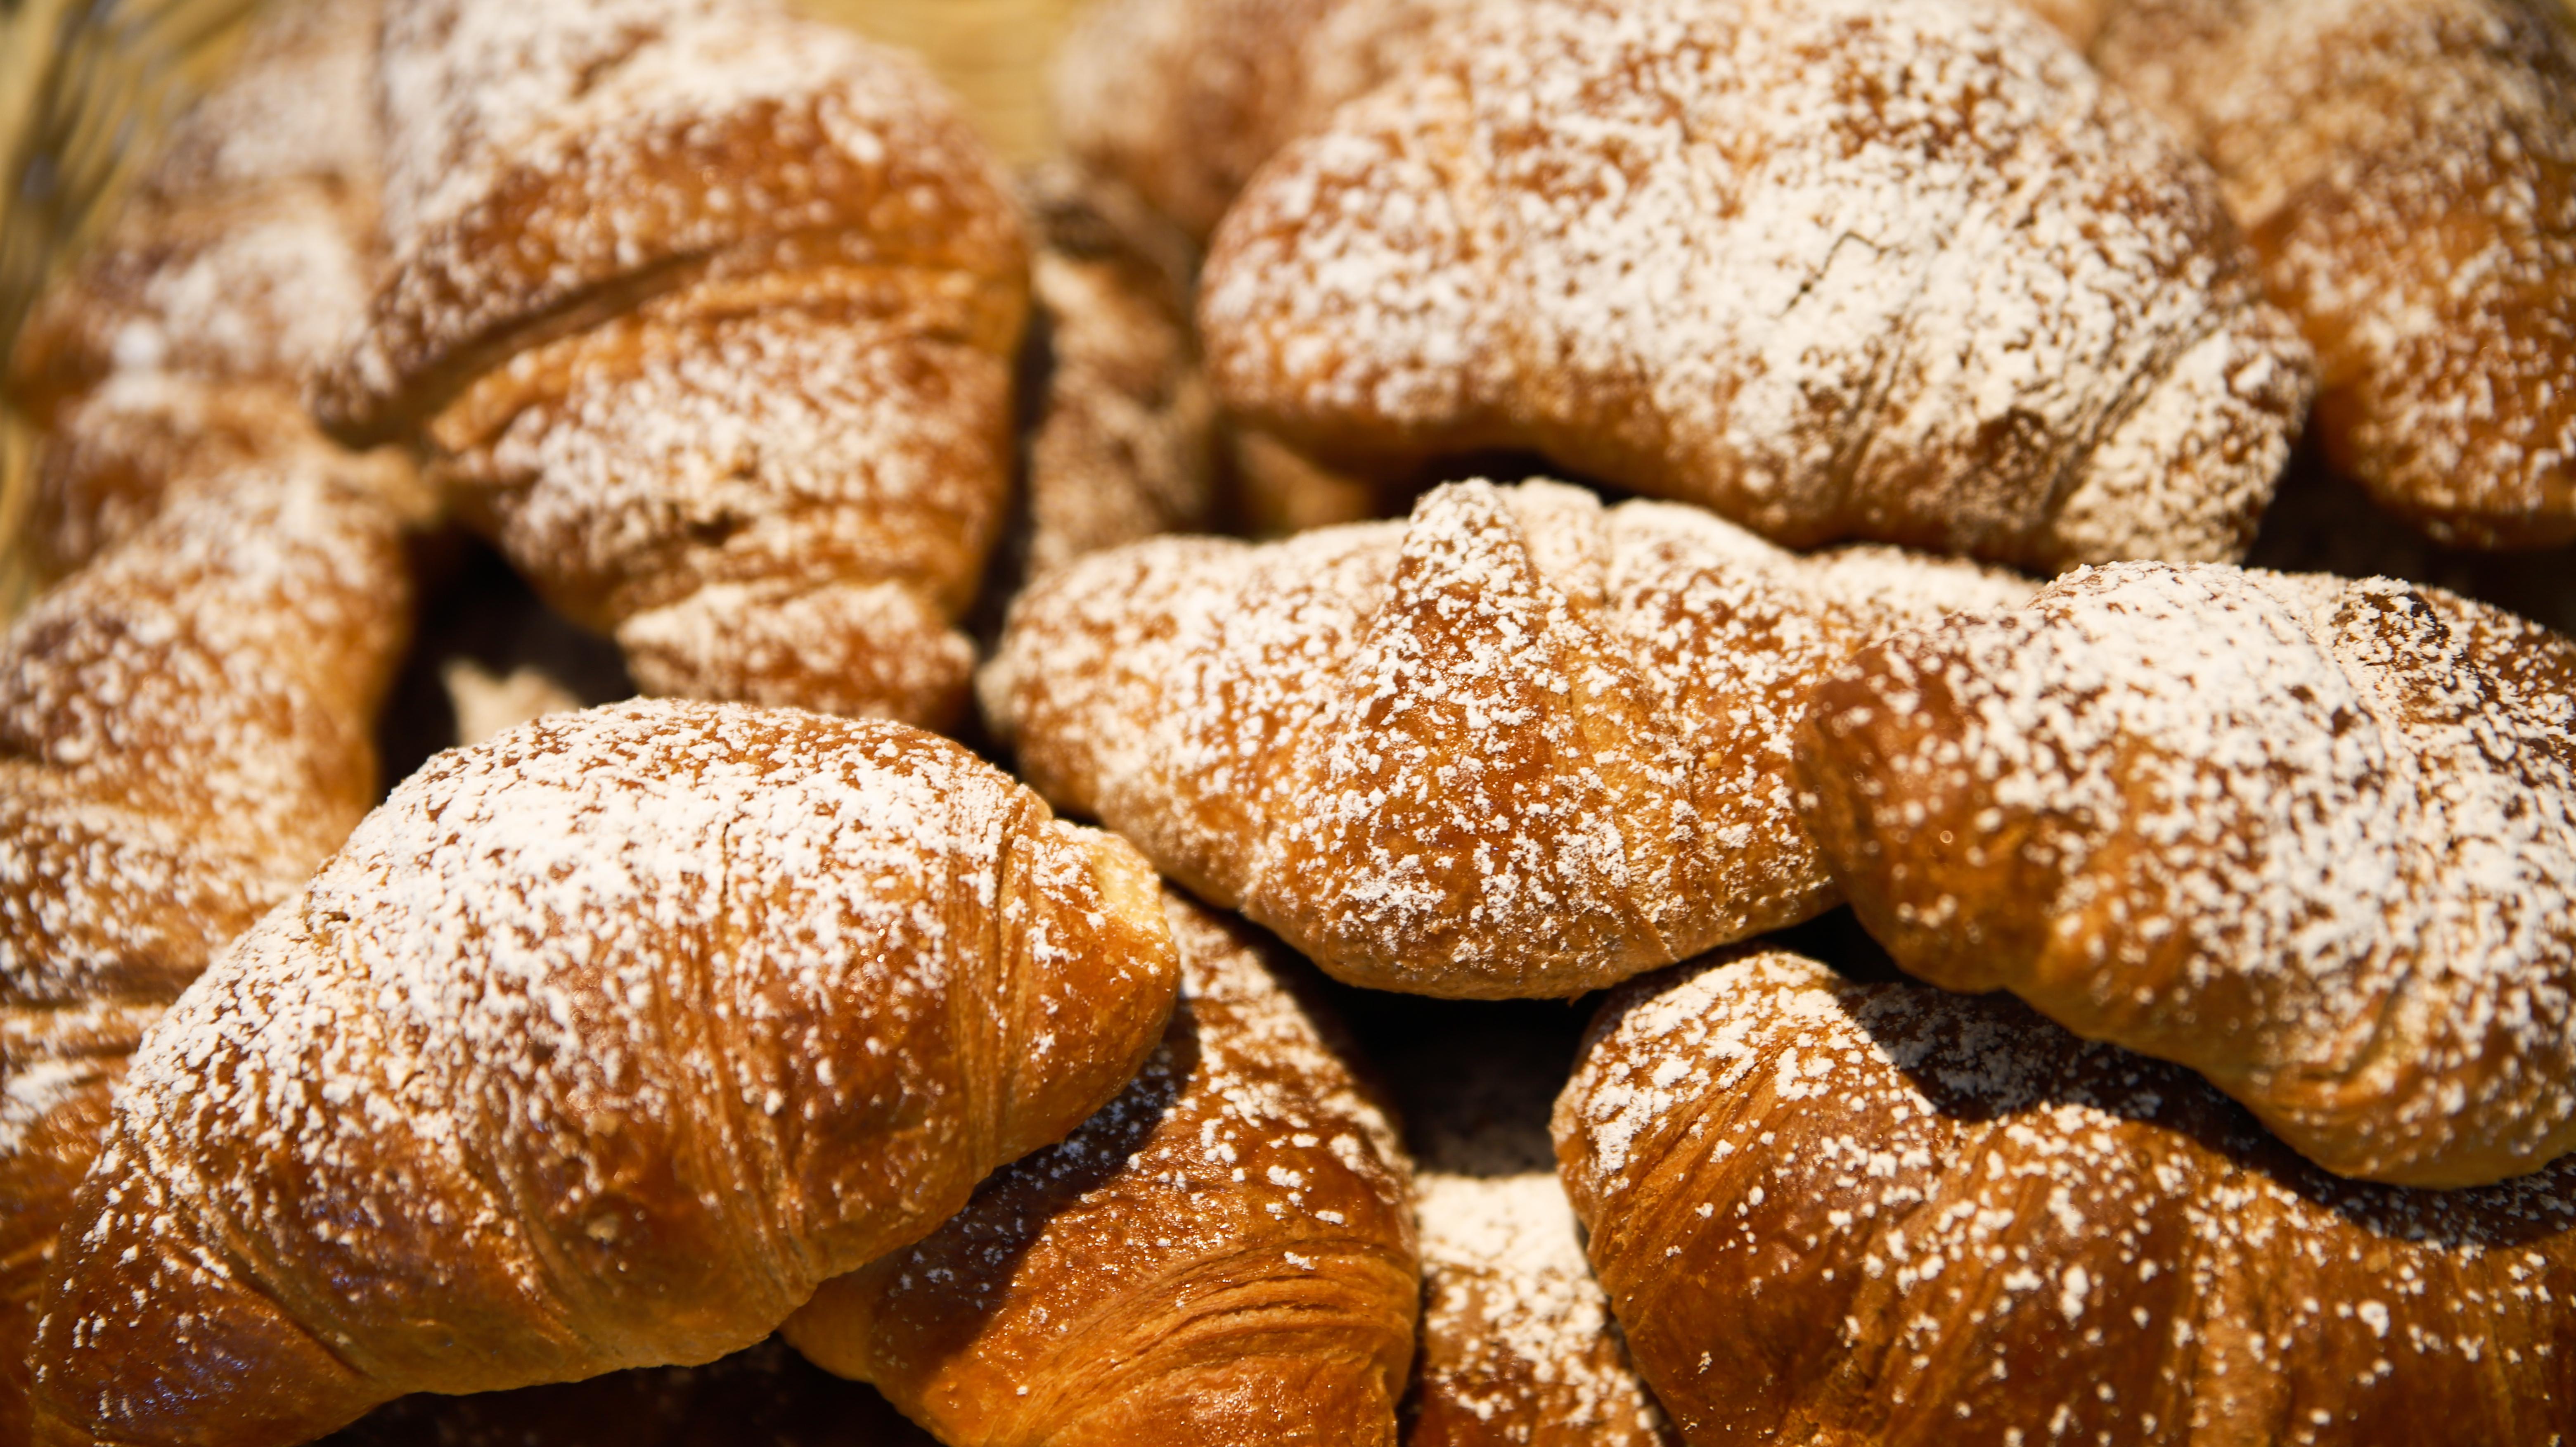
[[1797, 560, 2576, 1187], [2034, 0, 2576, 548], [1556, 949, 2576, 1445], [28, 701, 1177, 1446], [986, 477, 2029, 998], [312, 0, 1029, 729], [1198, 0, 2314, 572]]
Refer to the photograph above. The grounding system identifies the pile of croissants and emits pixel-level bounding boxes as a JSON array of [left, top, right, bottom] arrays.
[[2, 0, 2572, 1440]]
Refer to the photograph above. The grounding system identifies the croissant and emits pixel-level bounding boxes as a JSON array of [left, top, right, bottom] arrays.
[[1021, 164, 1219, 577], [324, 1338, 935, 1447], [784, 891, 1416, 1445], [1397, 1010, 1675, 1447], [0, 458, 415, 1440], [985, 477, 2030, 998], [1555, 947, 2576, 1445], [1795, 560, 2576, 1187], [310, 0, 1029, 730], [28, 700, 1179, 1446], [1049, 0, 1470, 241], [5, 0, 385, 578], [1197, 0, 2316, 573], [2029, 0, 2576, 548]]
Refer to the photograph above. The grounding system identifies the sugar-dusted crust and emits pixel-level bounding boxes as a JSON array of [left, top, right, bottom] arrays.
[[0, 460, 414, 1441], [1798, 561, 2576, 1187], [1199, 0, 2314, 573], [313, 0, 1030, 729], [28, 700, 1179, 1446], [1556, 949, 2576, 1445], [986, 477, 2032, 998], [1049, 0, 1476, 240], [2048, 0, 2576, 548], [786, 892, 1417, 1447]]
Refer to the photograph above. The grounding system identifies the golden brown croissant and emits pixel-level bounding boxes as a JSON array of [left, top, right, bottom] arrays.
[[1556, 948, 2576, 1446], [1796, 560, 2576, 1187], [324, 1338, 935, 1447], [310, 0, 1029, 730], [985, 477, 2029, 998], [1021, 164, 1219, 577], [1197, 0, 2316, 573], [5, 0, 386, 578], [1397, 1013, 1675, 1447], [784, 890, 1418, 1447], [0, 458, 416, 1441], [28, 700, 1179, 1446], [1049, 0, 1473, 242], [2030, 0, 2576, 548]]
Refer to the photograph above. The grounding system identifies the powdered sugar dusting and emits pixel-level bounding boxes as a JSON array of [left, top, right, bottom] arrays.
[[0, 461, 411, 1433], [1200, 0, 2313, 572], [2077, 0, 2576, 546], [989, 477, 2032, 998], [1556, 950, 2576, 1444], [1049, 0, 1474, 240], [1799, 560, 2576, 1186], [34, 700, 1178, 1436], [314, 0, 1027, 728]]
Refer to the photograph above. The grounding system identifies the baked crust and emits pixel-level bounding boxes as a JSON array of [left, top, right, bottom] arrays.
[[1798, 561, 2576, 1186], [27, 700, 1179, 1445], [312, 0, 1030, 728], [1021, 164, 1219, 578], [987, 478, 2029, 998], [1049, 0, 1473, 241], [1198, 0, 2314, 572], [0, 460, 415, 1440], [785, 892, 1418, 1446], [2052, 0, 2576, 548], [1556, 949, 2576, 1445], [5, 0, 386, 579]]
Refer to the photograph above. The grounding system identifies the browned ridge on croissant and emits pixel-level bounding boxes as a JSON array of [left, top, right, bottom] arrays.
[[1198, 0, 2315, 574], [2029, 0, 2576, 549], [28, 700, 1179, 1447], [310, 0, 1031, 730], [785, 891, 1419, 1447], [1556, 949, 2576, 1446], [985, 477, 2031, 999], [1797, 560, 2576, 1188]]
